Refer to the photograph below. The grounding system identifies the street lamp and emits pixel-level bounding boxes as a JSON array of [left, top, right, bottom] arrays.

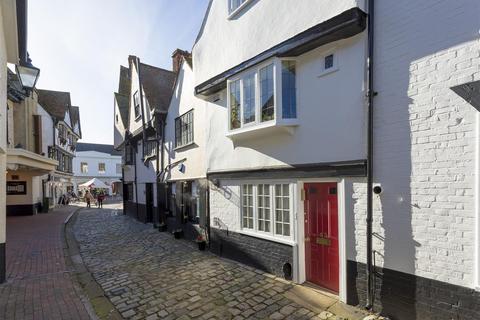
[[15, 55, 40, 92]]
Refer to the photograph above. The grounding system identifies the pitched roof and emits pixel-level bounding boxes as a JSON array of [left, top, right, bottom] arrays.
[[139, 62, 176, 112], [114, 92, 129, 125], [76, 143, 122, 156], [70, 106, 82, 138], [118, 65, 130, 96], [37, 89, 71, 120]]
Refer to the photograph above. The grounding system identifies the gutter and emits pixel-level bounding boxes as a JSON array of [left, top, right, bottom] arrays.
[[365, 0, 375, 310]]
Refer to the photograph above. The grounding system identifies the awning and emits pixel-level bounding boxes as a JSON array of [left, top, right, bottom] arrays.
[[195, 7, 367, 96], [7, 148, 58, 176], [78, 178, 110, 189]]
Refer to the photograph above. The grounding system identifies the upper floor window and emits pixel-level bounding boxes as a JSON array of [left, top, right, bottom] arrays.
[[319, 51, 338, 76], [133, 91, 140, 119], [175, 110, 194, 148], [81, 162, 88, 173], [229, 0, 248, 14], [125, 145, 134, 165], [227, 59, 297, 133], [98, 163, 106, 174]]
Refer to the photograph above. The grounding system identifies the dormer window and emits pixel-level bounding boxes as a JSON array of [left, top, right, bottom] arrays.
[[227, 58, 298, 137], [134, 91, 141, 119]]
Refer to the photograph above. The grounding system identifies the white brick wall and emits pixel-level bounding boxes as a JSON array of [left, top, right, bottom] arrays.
[[352, 0, 480, 288], [209, 181, 242, 232]]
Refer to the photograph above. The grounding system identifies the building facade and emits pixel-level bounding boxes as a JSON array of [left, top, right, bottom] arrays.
[[161, 50, 209, 241], [37, 89, 81, 206], [6, 73, 58, 215], [73, 143, 122, 195], [115, 56, 175, 224], [0, 0, 28, 283], [113, 0, 480, 318]]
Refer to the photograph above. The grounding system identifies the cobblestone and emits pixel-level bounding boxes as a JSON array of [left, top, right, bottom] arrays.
[[73, 208, 347, 319]]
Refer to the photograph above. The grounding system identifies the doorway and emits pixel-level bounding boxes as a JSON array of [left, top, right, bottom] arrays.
[[145, 183, 154, 223], [304, 182, 339, 293]]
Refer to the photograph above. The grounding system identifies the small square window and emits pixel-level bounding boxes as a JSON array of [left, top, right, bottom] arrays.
[[325, 54, 334, 70], [98, 163, 106, 173]]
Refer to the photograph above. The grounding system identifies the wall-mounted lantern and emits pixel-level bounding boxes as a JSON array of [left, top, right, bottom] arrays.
[[16, 55, 40, 93]]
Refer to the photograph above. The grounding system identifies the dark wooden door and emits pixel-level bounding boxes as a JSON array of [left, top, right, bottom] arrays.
[[145, 183, 154, 223], [304, 182, 339, 293]]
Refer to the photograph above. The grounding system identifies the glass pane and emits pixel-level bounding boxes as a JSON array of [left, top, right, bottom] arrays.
[[243, 74, 256, 124], [276, 223, 282, 235], [265, 221, 270, 232], [281, 61, 296, 119], [275, 184, 281, 194], [283, 198, 289, 210], [284, 227, 290, 236], [276, 210, 282, 221], [264, 208, 270, 219], [283, 211, 289, 223], [283, 184, 289, 195], [230, 80, 241, 129], [276, 197, 282, 209], [260, 64, 274, 122]]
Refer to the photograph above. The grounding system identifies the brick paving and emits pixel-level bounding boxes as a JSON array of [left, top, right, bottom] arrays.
[[0, 206, 91, 320], [73, 207, 356, 320]]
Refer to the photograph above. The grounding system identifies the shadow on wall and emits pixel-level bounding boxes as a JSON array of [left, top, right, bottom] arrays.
[[350, 1, 480, 319]]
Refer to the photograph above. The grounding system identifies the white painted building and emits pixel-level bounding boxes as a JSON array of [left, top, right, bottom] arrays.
[[116, 55, 176, 223], [190, 0, 480, 319], [73, 143, 122, 195]]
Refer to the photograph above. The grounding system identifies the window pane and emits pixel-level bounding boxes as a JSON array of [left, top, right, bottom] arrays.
[[257, 184, 271, 232], [325, 54, 334, 69], [274, 184, 290, 236], [282, 61, 297, 119], [229, 80, 241, 129], [242, 184, 254, 230], [243, 74, 256, 124], [260, 64, 274, 122]]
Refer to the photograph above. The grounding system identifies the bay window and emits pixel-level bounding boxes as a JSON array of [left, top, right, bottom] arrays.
[[240, 182, 293, 240], [227, 59, 297, 134]]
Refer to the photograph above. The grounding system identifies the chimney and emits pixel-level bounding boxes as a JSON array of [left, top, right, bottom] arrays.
[[172, 49, 190, 73]]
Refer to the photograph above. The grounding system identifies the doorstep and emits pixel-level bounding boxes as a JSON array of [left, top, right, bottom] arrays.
[[283, 283, 373, 320]]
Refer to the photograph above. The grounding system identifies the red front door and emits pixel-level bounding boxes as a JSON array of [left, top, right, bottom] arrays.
[[304, 182, 339, 293]]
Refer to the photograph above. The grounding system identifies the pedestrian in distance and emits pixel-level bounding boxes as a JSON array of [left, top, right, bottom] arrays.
[[97, 192, 105, 208], [85, 190, 94, 208]]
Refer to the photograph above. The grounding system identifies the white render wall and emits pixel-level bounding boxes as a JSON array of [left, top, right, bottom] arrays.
[[164, 61, 207, 181], [193, 0, 364, 86], [73, 151, 122, 178], [113, 97, 126, 149], [351, 0, 480, 289], [36, 103, 54, 156], [204, 35, 367, 172]]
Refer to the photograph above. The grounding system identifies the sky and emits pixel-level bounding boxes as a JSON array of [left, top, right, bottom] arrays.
[[28, 0, 210, 144]]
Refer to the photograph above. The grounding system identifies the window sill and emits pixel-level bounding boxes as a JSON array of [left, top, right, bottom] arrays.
[[238, 229, 295, 246], [226, 118, 299, 140], [174, 141, 195, 151], [318, 66, 339, 78], [227, 0, 254, 20]]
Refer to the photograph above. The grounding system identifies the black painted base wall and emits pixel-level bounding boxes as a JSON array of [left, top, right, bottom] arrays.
[[0, 243, 4, 283], [347, 260, 480, 320], [7, 204, 38, 216], [209, 227, 293, 279], [124, 201, 156, 224], [165, 216, 202, 242]]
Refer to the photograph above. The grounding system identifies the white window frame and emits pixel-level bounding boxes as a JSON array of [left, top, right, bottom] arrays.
[[226, 58, 299, 136], [227, 0, 253, 19], [98, 162, 106, 174], [80, 162, 88, 174], [318, 48, 339, 77], [239, 181, 295, 243]]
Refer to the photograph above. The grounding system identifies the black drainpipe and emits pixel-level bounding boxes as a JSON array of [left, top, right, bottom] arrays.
[[366, 0, 375, 310], [155, 115, 165, 228], [134, 141, 139, 220]]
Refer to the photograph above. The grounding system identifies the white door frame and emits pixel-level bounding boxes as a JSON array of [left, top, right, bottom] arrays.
[[296, 178, 347, 303]]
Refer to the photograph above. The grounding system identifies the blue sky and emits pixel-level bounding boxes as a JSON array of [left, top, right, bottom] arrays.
[[28, 0, 210, 144]]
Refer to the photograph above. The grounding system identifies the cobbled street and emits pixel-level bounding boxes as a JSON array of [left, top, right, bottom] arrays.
[[73, 206, 362, 320]]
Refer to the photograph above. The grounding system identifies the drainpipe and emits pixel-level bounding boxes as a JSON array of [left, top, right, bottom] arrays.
[[155, 115, 165, 228], [366, 0, 375, 310], [134, 141, 139, 220]]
